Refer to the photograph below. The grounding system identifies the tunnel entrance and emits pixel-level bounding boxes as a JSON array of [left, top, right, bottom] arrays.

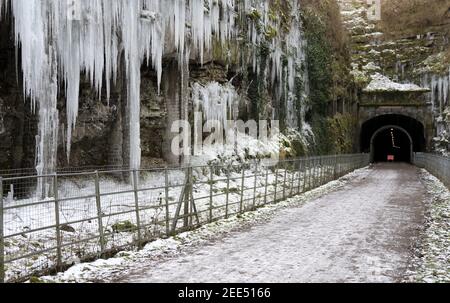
[[360, 114, 425, 163], [371, 126, 412, 163]]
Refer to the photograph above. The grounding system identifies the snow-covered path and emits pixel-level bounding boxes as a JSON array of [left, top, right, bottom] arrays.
[[123, 163, 426, 283]]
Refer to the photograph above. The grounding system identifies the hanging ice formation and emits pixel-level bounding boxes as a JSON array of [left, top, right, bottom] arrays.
[[421, 70, 450, 115], [0, 0, 309, 178], [192, 82, 240, 127], [244, 0, 309, 128]]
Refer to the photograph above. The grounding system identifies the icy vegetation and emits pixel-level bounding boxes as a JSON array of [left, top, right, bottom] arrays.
[[0, 0, 309, 178], [405, 170, 450, 283]]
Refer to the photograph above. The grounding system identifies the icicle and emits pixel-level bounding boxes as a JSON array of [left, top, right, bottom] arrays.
[[193, 82, 240, 128], [1, 0, 310, 173]]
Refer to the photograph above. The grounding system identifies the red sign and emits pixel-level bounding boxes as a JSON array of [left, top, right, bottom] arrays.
[[387, 155, 395, 161]]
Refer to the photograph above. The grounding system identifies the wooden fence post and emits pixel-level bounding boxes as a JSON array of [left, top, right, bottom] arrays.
[[0, 177, 4, 283], [53, 174, 62, 270], [94, 171, 106, 254]]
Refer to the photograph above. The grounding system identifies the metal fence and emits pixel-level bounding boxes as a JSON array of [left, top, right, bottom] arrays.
[[413, 153, 450, 189], [0, 154, 370, 283]]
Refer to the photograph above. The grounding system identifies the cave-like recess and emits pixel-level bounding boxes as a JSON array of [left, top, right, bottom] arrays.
[[360, 114, 426, 163]]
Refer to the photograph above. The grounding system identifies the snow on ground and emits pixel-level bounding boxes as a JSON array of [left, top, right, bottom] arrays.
[[404, 170, 450, 283], [37, 167, 367, 283], [4, 160, 340, 282], [117, 163, 425, 283]]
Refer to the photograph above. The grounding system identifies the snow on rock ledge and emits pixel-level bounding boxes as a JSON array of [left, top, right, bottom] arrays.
[[363, 73, 430, 93]]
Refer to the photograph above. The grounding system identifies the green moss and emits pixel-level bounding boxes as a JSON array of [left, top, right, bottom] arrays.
[[221, 187, 241, 195], [247, 9, 262, 22], [309, 113, 357, 155], [112, 221, 137, 233], [328, 113, 357, 154], [264, 25, 278, 40], [303, 9, 333, 116], [29, 277, 45, 283]]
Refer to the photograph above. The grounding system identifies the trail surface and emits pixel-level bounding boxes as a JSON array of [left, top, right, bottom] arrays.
[[124, 163, 426, 283]]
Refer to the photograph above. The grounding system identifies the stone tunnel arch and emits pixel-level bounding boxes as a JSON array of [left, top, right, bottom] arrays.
[[360, 114, 426, 163]]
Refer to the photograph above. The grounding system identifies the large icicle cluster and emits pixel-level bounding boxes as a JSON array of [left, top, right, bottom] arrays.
[[192, 82, 240, 127], [1, 0, 239, 172], [421, 71, 450, 115], [1, 0, 309, 177], [421, 70, 450, 155], [244, 0, 309, 128]]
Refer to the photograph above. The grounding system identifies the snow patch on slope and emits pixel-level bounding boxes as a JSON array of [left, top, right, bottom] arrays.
[[364, 73, 430, 93]]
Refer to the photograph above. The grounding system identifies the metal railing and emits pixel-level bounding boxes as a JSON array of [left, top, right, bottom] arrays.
[[0, 154, 370, 283], [413, 153, 450, 189]]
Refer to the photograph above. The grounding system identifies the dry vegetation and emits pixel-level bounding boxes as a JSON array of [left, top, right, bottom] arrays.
[[381, 0, 450, 37], [301, 0, 349, 54]]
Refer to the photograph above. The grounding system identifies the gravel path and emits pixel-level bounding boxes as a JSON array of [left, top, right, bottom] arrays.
[[123, 163, 426, 283]]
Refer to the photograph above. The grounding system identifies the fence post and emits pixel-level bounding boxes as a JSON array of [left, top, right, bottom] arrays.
[[303, 159, 308, 192], [225, 168, 230, 218], [264, 168, 269, 205], [53, 174, 62, 271], [252, 161, 258, 209], [209, 166, 214, 223], [328, 157, 332, 181], [297, 159, 303, 194], [308, 158, 312, 188], [184, 167, 191, 228], [282, 163, 287, 200], [132, 170, 142, 247], [164, 167, 170, 236], [0, 177, 4, 283], [239, 168, 245, 213], [288, 162, 294, 197], [274, 166, 279, 202], [94, 171, 106, 254], [317, 158, 322, 185]]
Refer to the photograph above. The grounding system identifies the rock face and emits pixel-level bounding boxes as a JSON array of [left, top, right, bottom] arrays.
[[0, 17, 36, 172], [0, 0, 356, 174], [338, 0, 450, 155]]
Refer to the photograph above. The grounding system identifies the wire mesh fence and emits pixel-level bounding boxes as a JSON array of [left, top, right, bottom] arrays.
[[413, 153, 450, 189], [0, 154, 370, 283]]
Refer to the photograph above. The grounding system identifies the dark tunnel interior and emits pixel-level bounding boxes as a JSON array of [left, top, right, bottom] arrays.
[[372, 127, 412, 162], [360, 114, 426, 163]]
